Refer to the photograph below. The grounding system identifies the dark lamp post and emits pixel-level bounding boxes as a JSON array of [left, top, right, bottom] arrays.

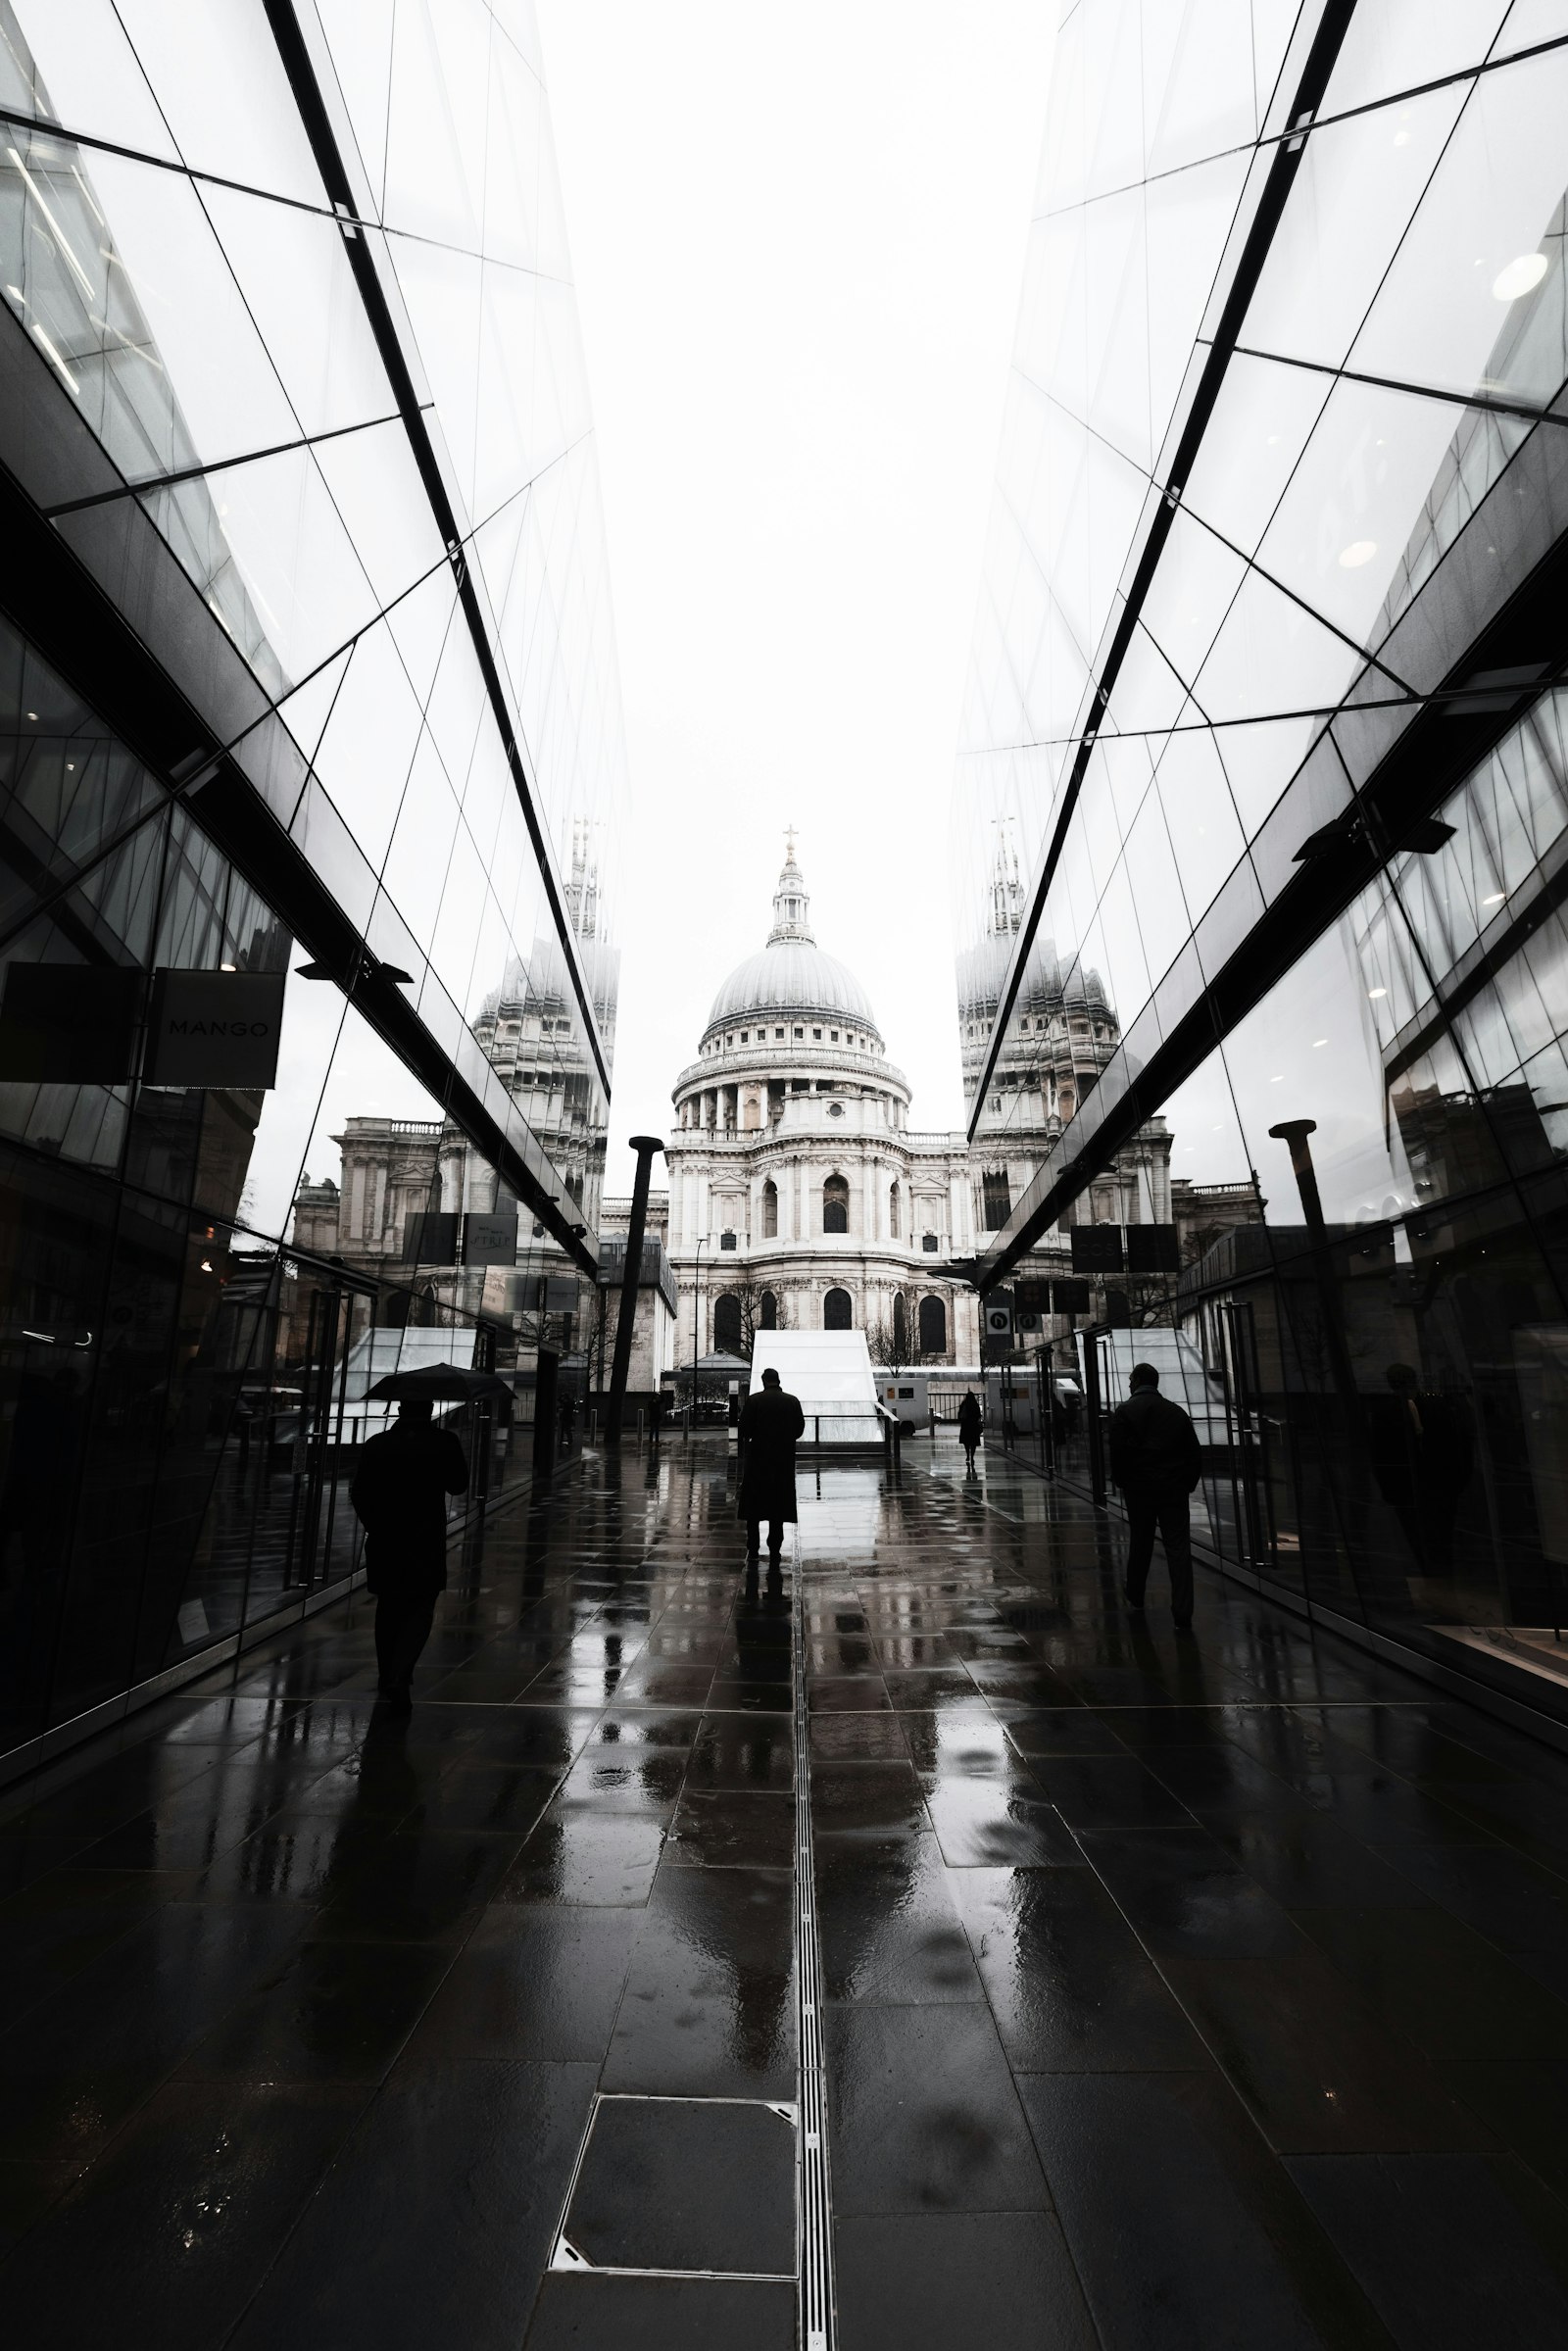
[[605, 1135, 663, 1445]]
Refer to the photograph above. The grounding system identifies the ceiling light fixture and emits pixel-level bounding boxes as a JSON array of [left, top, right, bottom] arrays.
[[1338, 539, 1377, 568], [1368, 987, 1388, 1000]]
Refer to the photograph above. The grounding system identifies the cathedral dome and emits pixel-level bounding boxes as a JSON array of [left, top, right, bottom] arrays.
[[709, 942, 874, 1030], [702, 841, 882, 1043]]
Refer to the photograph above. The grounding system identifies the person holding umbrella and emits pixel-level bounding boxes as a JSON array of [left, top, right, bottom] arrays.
[[351, 1369, 476, 1711]]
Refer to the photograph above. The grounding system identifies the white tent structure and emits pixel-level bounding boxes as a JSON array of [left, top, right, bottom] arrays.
[[334, 1325, 482, 1444], [750, 1330, 886, 1449]]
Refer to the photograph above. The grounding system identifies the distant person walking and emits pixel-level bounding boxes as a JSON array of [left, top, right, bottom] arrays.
[[957, 1389, 983, 1475], [1109, 1362, 1202, 1630], [738, 1366, 805, 1568], [350, 1399, 469, 1712]]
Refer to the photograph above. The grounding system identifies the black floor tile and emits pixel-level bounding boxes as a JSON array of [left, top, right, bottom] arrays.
[[923, 1779, 1080, 1868], [1016, 2071, 1391, 2350], [314, 1828, 523, 1942], [1287, 2152, 1568, 2349], [522, 2274, 796, 2347], [1289, 1904, 1568, 2062], [815, 1833, 983, 2004], [602, 1866, 795, 2097], [0, 1903, 306, 2164], [0, 2080, 366, 2351], [954, 1865, 1207, 2069], [1025, 1752, 1197, 1828], [1161, 1950, 1500, 2152], [177, 1936, 452, 2082], [400, 1906, 641, 2065], [564, 2096, 794, 2275], [1213, 1813, 1435, 1910], [664, 1788, 795, 1868], [1437, 2060, 1568, 2202], [825, 2002, 1050, 2216], [1080, 1825, 1301, 1956], [497, 1804, 666, 1904], [229, 2060, 595, 2351], [685, 1713, 795, 1788], [809, 1759, 929, 1837], [834, 2210, 1097, 2350]]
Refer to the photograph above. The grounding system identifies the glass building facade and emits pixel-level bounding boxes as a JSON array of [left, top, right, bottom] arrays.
[[953, 2, 1568, 1719], [0, 1, 628, 1766]]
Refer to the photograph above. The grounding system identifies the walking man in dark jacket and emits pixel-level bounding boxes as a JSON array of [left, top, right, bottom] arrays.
[[738, 1366, 805, 1567], [350, 1399, 468, 1711], [1108, 1363, 1202, 1630]]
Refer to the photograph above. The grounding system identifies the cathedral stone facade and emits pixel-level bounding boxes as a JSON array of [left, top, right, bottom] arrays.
[[663, 839, 1172, 1367], [666, 857, 977, 1364]]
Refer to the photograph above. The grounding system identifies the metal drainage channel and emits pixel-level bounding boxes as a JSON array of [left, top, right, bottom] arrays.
[[793, 1530, 837, 2351], [541, 1535, 835, 2337]]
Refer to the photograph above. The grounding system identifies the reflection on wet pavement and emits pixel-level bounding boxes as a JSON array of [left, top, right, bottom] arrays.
[[2, 1438, 1568, 2345]]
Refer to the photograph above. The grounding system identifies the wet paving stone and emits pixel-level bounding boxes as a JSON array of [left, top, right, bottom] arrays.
[[1017, 2071, 1393, 2350], [8, 1439, 1568, 2344], [825, 1999, 1052, 2215], [522, 2273, 796, 2347], [953, 1866, 1208, 2070], [0, 2081, 368, 2351]]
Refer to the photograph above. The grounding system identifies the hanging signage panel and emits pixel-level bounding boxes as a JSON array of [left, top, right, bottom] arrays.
[[142, 970, 286, 1087], [464, 1212, 518, 1265], [0, 963, 143, 1081], [1070, 1223, 1125, 1274], [1126, 1224, 1181, 1273], [404, 1211, 459, 1265]]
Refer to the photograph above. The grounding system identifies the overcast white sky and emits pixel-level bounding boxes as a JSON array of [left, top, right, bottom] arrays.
[[535, 2, 1056, 1194]]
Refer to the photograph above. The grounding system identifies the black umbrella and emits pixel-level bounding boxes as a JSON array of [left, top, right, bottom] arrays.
[[367, 1362, 512, 1402]]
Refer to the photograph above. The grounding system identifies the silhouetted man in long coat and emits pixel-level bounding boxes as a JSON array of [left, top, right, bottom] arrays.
[[738, 1366, 804, 1565], [350, 1399, 468, 1711], [1108, 1362, 1202, 1630]]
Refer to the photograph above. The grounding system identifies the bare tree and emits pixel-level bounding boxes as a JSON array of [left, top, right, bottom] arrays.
[[866, 1315, 928, 1377], [725, 1274, 787, 1355]]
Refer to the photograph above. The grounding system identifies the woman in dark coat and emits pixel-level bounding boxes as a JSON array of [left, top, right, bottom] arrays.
[[957, 1389, 983, 1474], [737, 1367, 805, 1561], [350, 1400, 468, 1710]]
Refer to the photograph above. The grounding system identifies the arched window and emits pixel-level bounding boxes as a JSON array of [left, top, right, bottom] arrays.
[[712, 1294, 743, 1354], [982, 1167, 1011, 1228], [893, 1292, 908, 1355], [760, 1290, 778, 1331], [761, 1178, 778, 1239], [824, 1287, 853, 1331], [918, 1295, 947, 1354], [823, 1173, 849, 1235], [889, 1181, 901, 1238]]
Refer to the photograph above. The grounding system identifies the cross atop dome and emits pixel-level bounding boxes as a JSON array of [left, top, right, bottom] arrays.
[[768, 828, 813, 945]]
